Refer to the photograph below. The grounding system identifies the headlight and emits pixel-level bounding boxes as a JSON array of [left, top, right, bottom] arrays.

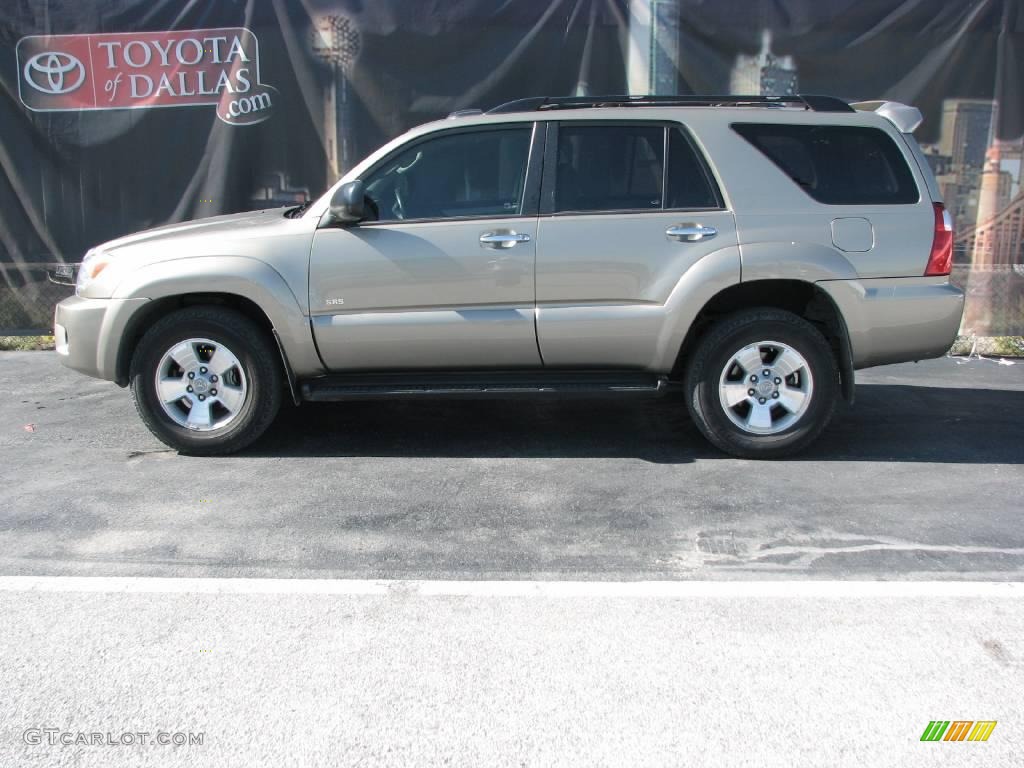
[[76, 249, 112, 295]]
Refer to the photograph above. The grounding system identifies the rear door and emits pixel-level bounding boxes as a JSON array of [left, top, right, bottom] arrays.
[[534, 121, 738, 367]]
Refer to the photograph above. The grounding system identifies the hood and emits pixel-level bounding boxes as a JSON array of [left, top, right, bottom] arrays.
[[99, 208, 292, 253]]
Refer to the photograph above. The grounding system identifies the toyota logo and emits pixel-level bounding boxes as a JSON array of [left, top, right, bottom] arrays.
[[23, 51, 85, 95]]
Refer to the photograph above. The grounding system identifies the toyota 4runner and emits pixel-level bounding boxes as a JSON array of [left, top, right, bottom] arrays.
[[54, 94, 965, 458]]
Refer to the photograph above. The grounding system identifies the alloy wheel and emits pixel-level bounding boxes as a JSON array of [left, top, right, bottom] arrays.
[[154, 337, 248, 431], [717, 340, 814, 435]]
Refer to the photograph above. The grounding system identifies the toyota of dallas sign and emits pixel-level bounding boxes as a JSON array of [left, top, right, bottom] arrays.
[[16, 27, 278, 126]]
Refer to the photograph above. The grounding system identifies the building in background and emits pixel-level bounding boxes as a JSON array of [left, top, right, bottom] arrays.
[[729, 29, 798, 96], [996, 138, 1023, 200], [939, 99, 996, 169], [922, 99, 1003, 234]]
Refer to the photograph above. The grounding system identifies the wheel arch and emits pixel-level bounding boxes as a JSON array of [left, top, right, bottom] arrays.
[[672, 279, 856, 403], [118, 293, 254, 379], [109, 256, 324, 396]]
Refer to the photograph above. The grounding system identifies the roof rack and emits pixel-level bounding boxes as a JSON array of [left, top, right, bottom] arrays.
[[447, 108, 484, 119], [486, 94, 854, 114]]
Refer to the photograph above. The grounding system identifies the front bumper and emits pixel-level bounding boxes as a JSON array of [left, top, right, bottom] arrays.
[[54, 295, 149, 382], [817, 276, 965, 369]]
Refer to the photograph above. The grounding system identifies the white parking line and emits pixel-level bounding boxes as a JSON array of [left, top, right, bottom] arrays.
[[0, 576, 1020, 597]]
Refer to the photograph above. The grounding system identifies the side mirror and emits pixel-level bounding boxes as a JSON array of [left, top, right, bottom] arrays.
[[328, 180, 366, 225]]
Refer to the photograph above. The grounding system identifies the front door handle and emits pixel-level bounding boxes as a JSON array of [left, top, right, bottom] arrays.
[[479, 231, 531, 249], [666, 223, 717, 242]]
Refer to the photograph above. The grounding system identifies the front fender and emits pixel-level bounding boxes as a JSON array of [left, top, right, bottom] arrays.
[[111, 256, 323, 377]]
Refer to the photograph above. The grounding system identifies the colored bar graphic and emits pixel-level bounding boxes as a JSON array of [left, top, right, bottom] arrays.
[[944, 721, 973, 741], [968, 721, 997, 742], [921, 720, 996, 742]]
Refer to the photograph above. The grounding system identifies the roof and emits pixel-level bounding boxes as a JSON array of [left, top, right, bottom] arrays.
[[442, 95, 922, 135]]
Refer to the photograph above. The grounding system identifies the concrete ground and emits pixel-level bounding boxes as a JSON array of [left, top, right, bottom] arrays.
[[0, 579, 1020, 768], [1, 352, 1022, 766]]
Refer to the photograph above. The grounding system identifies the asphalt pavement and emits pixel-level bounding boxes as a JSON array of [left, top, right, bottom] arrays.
[[0, 352, 1021, 580]]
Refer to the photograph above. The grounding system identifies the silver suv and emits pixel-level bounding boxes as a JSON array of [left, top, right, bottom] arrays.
[[55, 94, 964, 458]]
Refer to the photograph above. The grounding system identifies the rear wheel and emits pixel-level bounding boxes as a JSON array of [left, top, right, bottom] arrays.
[[129, 306, 282, 455], [684, 308, 839, 458]]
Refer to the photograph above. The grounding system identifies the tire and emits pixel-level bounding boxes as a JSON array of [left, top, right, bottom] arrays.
[[683, 308, 839, 459], [129, 306, 282, 455]]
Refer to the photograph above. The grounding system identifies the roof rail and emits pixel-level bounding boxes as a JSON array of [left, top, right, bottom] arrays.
[[486, 94, 854, 114], [447, 108, 484, 119]]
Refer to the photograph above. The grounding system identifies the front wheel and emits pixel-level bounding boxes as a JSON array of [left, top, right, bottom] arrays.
[[684, 308, 839, 459], [129, 306, 282, 455]]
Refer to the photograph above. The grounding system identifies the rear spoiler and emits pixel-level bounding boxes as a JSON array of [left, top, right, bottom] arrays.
[[850, 100, 923, 133]]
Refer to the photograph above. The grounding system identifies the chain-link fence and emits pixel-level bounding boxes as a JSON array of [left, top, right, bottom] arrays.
[[0, 263, 76, 335], [950, 265, 1024, 338], [947, 265, 1024, 357]]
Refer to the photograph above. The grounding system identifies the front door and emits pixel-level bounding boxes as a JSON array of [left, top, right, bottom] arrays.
[[310, 123, 542, 370]]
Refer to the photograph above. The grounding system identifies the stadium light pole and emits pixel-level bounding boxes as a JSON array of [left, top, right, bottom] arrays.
[[311, 15, 361, 185]]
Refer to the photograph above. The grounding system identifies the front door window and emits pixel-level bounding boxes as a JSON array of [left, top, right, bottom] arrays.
[[363, 127, 532, 222]]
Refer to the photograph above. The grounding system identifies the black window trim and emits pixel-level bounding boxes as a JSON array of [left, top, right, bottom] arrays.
[[729, 121, 921, 206], [538, 119, 725, 217], [352, 120, 545, 227]]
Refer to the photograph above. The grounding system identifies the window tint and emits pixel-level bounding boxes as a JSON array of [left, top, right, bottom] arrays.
[[555, 125, 664, 212], [666, 128, 720, 209], [732, 123, 918, 205], [363, 127, 531, 222]]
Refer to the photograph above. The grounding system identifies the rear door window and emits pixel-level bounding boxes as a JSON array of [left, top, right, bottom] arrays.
[[666, 127, 721, 209], [552, 123, 721, 213], [555, 124, 664, 213], [732, 123, 919, 205]]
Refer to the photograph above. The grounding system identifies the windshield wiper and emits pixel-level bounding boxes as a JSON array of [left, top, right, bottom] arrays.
[[284, 201, 313, 218]]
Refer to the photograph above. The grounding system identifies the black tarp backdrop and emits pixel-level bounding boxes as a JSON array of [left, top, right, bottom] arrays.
[[1, 0, 1022, 334]]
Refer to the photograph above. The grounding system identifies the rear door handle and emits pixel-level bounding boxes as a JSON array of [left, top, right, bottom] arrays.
[[479, 231, 531, 249], [666, 223, 717, 242]]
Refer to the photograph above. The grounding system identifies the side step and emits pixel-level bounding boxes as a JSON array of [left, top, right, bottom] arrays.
[[300, 371, 673, 402]]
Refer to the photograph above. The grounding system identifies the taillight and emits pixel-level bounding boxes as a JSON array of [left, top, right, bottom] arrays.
[[925, 202, 953, 276]]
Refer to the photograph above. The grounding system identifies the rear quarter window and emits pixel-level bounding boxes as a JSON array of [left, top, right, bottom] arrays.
[[731, 123, 919, 205]]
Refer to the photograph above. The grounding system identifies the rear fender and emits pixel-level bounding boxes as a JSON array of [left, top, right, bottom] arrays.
[[652, 245, 742, 371], [741, 241, 859, 282]]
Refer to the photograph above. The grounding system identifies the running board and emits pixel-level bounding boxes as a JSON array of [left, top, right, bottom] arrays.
[[300, 371, 673, 402]]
